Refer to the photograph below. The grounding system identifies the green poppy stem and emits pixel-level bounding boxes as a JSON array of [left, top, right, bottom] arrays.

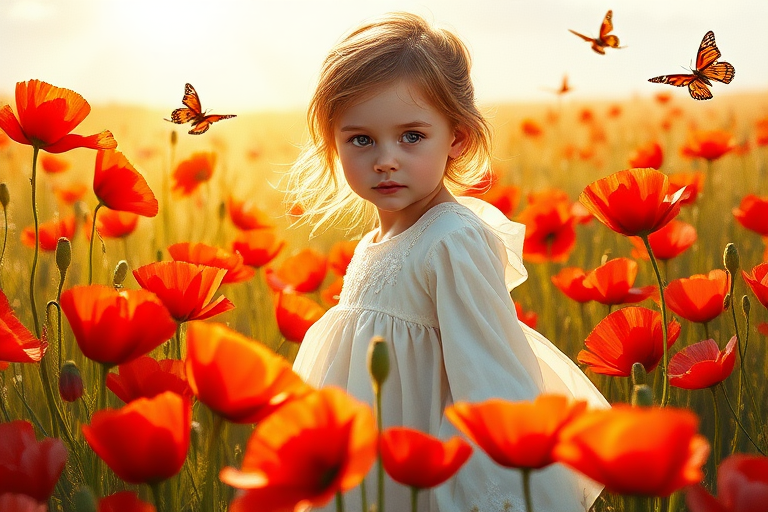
[[642, 235, 669, 406], [29, 145, 41, 337], [335, 491, 345, 512], [203, 413, 225, 510], [150, 481, 165, 512], [375, 387, 385, 512], [719, 383, 765, 455], [0, 198, 7, 285], [360, 480, 368, 512], [709, 387, 721, 487], [411, 486, 419, 512], [522, 469, 534, 512], [88, 202, 103, 285]]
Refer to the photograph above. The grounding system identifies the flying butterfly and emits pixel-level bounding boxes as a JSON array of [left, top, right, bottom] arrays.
[[648, 31, 735, 101], [569, 10, 622, 55], [166, 83, 236, 134]]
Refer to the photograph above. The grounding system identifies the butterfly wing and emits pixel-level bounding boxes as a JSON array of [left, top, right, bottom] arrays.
[[188, 114, 236, 135], [696, 31, 721, 70], [702, 61, 735, 84], [648, 73, 697, 87], [599, 10, 614, 39], [569, 29, 595, 43], [181, 83, 203, 114], [688, 79, 713, 100], [170, 107, 200, 124]]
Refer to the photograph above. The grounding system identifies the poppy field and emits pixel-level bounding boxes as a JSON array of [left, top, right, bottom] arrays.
[[1, 79, 768, 512]]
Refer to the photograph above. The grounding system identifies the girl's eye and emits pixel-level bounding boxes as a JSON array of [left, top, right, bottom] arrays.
[[350, 135, 372, 147], [401, 132, 423, 144]]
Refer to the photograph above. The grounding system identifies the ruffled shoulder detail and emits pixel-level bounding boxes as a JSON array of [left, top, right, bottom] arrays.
[[457, 196, 528, 291]]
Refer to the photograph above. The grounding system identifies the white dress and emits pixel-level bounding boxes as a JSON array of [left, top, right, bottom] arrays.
[[293, 197, 609, 512]]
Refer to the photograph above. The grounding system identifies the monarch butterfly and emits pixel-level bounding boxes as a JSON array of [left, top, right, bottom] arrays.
[[569, 10, 621, 55], [166, 83, 236, 134], [648, 31, 735, 101]]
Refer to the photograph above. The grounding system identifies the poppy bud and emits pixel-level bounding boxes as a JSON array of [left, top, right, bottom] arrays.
[[171, 130, 178, 146], [73, 485, 97, 512], [367, 336, 390, 393], [218, 201, 226, 221], [631, 362, 647, 387], [156, 249, 163, 262], [59, 360, 84, 402], [56, 237, 72, 277], [723, 243, 739, 275], [631, 384, 653, 407], [742, 295, 750, 317], [112, 260, 129, 289], [723, 293, 731, 311], [0, 182, 9, 208]]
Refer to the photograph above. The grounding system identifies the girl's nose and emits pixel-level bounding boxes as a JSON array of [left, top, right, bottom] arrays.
[[374, 145, 399, 172]]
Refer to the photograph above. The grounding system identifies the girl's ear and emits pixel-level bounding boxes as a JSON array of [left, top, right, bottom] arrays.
[[448, 126, 469, 159]]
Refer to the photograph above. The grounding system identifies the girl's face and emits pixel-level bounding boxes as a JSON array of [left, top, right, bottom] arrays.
[[334, 80, 466, 232]]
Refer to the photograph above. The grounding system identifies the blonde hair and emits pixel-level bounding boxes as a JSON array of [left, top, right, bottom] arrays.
[[287, 12, 492, 233]]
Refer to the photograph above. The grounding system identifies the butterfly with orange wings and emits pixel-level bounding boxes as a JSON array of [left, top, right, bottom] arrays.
[[166, 83, 236, 134], [648, 31, 735, 101], [569, 10, 622, 55]]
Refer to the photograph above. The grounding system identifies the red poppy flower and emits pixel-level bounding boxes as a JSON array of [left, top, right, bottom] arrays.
[[0, 79, 116, 153], [185, 321, 309, 423], [82, 391, 191, 484], [607, 105, 622, 118], [328, 240, 359, 276], [220, 387, 377, 512], [133, 261, 235, 323], [757, 118, 768, 147], [0, 420, 67, 502], [516, 200, 576, 263], [321, 276, 344, 307], [628, 141, 663, 169], [551, 267, 596, 303], [669, 336, 737, 390], [733, 195, 768, 237], [40, 154, 70, 174], [668, 172, 704, 206], [106, 356, 191, 404], [579, 108, 594, 124], [521, 119, 543, 138], [87, 208, 139, 239], [446, 394, 587, 469], [227, 196, 274, 231], [629, 220, 697, 261], [554, 405, 708, 496], [578, 306, 681, 376], [266, 248, 327, 293], [99, 491, 156, 512], [742, 263, 768, 311], [21, 216, 76, 251], [60, 285, 177, 366], [686, 453, 768, 512], [231, 230, 286, 268], [53, 183, 88, 205], [0, 131, 9, 149], [664, 270, 728, 324], [0, 494, 47, 512], [275, 292, 325, 343], [0, 289, 47, 363], [172, 152, 215, 196], [380, 427, 472, 489], [464, 183, 520, 218], [579, 168, 686, 237], [681, 130, 736, 161], [168, 242, 255, 284], [655, 91, 673, 104], [93, 149, 158, 217], [515, 302, 538, 329], [582, 258, 655, 306]]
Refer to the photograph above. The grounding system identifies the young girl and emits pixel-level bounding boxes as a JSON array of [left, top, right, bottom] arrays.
[[289, 12, 609, 512]]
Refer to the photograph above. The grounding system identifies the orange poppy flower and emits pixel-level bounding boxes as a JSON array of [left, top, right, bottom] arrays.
[[53, 183, 88, 205], [681, 130, 736, 161], [275, 292, 325, 343], [629, 219, 697, 261], [0, 420, 67, 502], [628, 141, 663, 169], [60, 285, 177, 366], [379, 427, 472, 489], [464, 182, 520, 218], [742, 263, 768, 311], [664, 270, 728, 324], [99, 491, 156, 512], [220, 387, 377, 512], [582, 258, 655, 306], [227, 196, 275, 231], [668, 172, 704, 206], [0, 79, 116, 153], [172, 152, 216, 196], [0, 289, 47, 363], [756, 118, 768, 147], [758, 322, 768, 337], [551, 267, 595, 303], [40, 154, 70, 174], [93, 149, 158, 217], [578, 306, 681, 376], [516, 200, 576, 263], [669, 336, 737, 390], [554, 405, 708, 496], [106, 356, 191, 404], [328, 240, 359, 276], [266, 248, 327, 293], [21, 215, 76, 251], [515, 302, 538, 329], [185, 322, 309, 423], [132, 261, 235, 323], [0, 494, 47, 512], [321, 276, 344, 307], [168, 242, 255, 284], [686, 453, 768, 512], [82, 391, 191, 484], [580, 168, 686, 237], [446, 394, 587, 469], [86, 208, 139, 239], [231, 230, 285, 268], [521, 119, 543, 138], [578, 108, 594, 124], [0, 131, 9, 149], [733, 194, 768, 237], [607, 105, 622, 118], [655, 91, 673, 104]]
